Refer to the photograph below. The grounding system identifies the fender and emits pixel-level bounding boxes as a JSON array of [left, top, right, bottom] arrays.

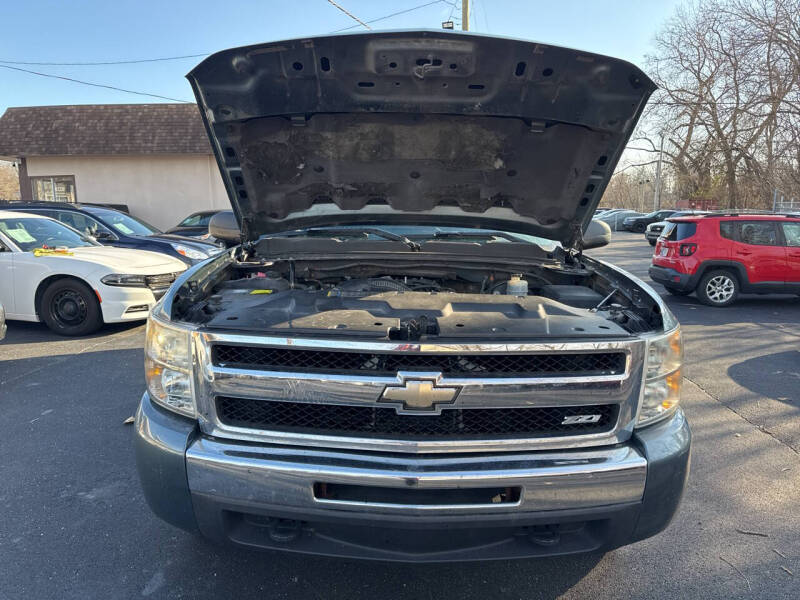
[[693, 260, 750, 287]]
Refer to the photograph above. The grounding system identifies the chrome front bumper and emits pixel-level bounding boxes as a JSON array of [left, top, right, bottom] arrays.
[[186, 437, 647, 515], [135, 393, 690, 561]]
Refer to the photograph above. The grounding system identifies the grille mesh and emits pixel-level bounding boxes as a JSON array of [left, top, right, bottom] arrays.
[[212, 346, 626, 377], [215, 396, 618, 438]]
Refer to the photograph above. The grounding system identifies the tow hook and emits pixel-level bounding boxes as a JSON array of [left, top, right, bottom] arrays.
[[528, 526, 561, 547], [267, 518, 302, 543]]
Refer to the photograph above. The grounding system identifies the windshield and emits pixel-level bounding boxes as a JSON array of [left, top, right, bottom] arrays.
[[277, 225, 560, 251], [85, 207, 161, 235], [0, 217, 98, 251]]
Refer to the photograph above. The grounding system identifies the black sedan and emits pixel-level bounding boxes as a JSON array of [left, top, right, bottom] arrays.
[[622, 209, 678, 233], [7, 202, 224, 265]]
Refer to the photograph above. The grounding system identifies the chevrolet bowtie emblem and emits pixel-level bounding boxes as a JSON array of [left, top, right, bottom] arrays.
[[379, 376, 459, 413]]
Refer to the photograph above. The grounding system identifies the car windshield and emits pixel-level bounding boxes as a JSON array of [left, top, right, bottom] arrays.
[[0, 216, 98, 251], [85, 207, 161, 235], [178, 213, 214, 227], [276, 225, 560, 251]]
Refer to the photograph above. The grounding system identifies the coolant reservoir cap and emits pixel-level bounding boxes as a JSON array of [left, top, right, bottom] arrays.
[[506, 274, 528, 296]]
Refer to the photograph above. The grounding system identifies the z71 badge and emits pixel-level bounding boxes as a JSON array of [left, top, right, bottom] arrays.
[[562, 414, 602, 425]]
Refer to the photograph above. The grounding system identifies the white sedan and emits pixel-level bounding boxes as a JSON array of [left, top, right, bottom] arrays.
[[0, 211, 187, 336]]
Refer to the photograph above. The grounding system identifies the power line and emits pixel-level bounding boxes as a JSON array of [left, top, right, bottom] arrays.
[[476, 0, 489, 31], [333, 0, 451, 32], [0, 53, 209, 66], [1, 0, 459, 67], [326, 0, 372, 30], [1, 0, 460, 101], [446, 0, 458, 23], [0, 64, 193, 103]]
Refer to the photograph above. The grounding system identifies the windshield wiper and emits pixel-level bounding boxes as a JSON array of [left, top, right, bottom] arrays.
[[286, 228, 421, 251], [424, 231, 524, 243]]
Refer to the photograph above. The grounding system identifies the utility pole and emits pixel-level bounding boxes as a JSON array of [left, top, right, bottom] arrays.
[[653, 134, 664, 211], [462, 0, 469, 31], [639, 179, 651, 211]]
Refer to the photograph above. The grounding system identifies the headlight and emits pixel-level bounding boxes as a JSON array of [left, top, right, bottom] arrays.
[[101, 274, 147, 287], [144, 315, 195, 417], [170, 243, 208, 260], [638, 327, 683, 427]]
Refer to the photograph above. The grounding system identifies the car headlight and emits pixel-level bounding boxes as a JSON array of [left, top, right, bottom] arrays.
[[170, 243, 208, 260], [101, 274, 147, 287], [144, 315, 195, 417], [637, 327, 683, 427]]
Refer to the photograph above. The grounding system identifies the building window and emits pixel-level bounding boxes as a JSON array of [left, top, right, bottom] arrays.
[[31, 175, 77, 202]]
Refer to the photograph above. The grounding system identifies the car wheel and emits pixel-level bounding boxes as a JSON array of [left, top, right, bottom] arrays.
[[696, 270, 739, 307], [648, 239, 657, 246], [40, 278, 103, 336], [664, 286, 691, 296], [634, 223, 646, 233]]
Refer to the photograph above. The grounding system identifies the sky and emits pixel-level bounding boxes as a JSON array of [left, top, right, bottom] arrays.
[[0, 0, 682, 115]]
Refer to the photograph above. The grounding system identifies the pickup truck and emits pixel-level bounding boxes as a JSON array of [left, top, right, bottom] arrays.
[[134, 31, 690, 561]]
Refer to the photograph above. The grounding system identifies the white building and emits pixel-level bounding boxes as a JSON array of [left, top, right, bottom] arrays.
[[0, 103, 230, 229]]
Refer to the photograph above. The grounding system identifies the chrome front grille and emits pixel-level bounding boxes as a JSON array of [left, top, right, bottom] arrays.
[[212, 345, 626, 377], [215, 396, 619, 438], [191, 333, 645, 454]]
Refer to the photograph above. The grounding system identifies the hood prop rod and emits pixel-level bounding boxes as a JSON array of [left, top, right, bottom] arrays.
[[590, 288, 618, 312]]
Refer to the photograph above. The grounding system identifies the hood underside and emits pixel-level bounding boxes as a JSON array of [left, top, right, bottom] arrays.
[[187, 31, 655, 247]]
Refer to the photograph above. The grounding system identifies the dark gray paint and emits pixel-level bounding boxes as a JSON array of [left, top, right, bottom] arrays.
[[187, 31, 656, 246]]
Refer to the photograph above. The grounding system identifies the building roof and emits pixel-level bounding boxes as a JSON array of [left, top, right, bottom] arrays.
[[0, 103, 212, 157]]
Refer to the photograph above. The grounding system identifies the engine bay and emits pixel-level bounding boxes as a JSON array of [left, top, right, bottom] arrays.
[[175, 253, 663, 340]]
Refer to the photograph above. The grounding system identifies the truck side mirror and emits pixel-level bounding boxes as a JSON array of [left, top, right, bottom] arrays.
[[208, 211, 241, 245], [583, 220, 612, 250]]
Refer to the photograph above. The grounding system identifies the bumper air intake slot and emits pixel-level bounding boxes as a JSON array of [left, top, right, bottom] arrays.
[[313, 482, 521, 507]]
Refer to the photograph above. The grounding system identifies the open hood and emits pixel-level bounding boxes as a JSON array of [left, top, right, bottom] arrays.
[[187, 31, 655, 248]]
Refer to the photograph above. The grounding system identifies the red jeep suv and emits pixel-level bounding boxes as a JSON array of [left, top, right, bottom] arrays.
[[649, 213, 800, 306]]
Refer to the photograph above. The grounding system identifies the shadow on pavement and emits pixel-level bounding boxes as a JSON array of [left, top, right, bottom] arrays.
[[665, 295, 800, 326], [0, 319, 143, 345], [727, 350, 800, 404]]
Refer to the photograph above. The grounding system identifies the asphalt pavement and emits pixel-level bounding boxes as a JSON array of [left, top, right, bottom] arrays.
[[0, 232, 798, 599]]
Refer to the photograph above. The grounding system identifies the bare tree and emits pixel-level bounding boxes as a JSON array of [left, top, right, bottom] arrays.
[[727, 0, 800, 198], [625, 0, 799, 209], [0, 161, 20, 201]]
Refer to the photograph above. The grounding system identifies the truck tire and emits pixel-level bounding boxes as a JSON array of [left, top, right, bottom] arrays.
[[40, 278, 103, 336], [696, 270, 739, 307]]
